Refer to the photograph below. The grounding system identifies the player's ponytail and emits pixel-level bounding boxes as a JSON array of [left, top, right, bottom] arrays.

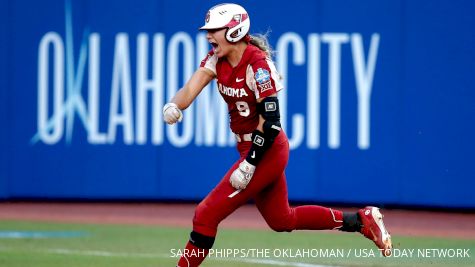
[[249, 31, 274, 59]]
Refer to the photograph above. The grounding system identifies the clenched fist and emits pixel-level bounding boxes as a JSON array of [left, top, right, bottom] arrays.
[[229, 160, 256, 189], [163, 103, 183, 125]]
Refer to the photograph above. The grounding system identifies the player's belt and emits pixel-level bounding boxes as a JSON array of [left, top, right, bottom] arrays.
[[235, 133, 252, 142]]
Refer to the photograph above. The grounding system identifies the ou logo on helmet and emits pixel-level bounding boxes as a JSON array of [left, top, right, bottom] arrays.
[[205, 11, 210, 23]]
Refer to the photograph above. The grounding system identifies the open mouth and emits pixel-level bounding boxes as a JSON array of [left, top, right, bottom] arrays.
[[210, 41, 218, 49]]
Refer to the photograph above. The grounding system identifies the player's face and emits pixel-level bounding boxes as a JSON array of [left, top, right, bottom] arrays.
[[206, 28, 230, 58]]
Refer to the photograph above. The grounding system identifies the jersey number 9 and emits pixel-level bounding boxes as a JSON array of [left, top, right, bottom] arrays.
[[236, 101, 250, 117]]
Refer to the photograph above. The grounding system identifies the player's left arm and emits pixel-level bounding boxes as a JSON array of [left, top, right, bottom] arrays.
[[229, 59, 283, 190], [244, 93, 281, 166], [246, 58, 284, 166], [229, 94, 281, 190]]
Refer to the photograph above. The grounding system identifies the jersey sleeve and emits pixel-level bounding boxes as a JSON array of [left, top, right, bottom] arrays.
[[199, 49, 218, 76], [246, 58, 284, 99]]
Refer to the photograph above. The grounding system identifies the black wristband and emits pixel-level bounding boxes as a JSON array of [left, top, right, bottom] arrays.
[[245, 130, 268, 166]]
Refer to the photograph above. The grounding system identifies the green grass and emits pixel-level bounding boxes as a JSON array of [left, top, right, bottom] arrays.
[[0, 220, 473, 267]]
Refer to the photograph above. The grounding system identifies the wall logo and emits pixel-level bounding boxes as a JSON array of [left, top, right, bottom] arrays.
[[32, 0, 380, 150]]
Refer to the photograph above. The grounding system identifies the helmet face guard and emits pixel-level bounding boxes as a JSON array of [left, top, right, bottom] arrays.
[[200, 3, 250, 43]]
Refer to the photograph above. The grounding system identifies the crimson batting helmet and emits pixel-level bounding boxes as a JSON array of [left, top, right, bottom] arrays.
[[200, 3, 251, 43]]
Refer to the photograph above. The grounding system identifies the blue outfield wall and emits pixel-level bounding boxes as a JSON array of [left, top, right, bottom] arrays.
[[0, 0, 474, 208]]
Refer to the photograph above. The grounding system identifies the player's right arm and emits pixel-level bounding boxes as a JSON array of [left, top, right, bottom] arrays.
[[163, 67, 215, 125], [172, 67, 215, 110]]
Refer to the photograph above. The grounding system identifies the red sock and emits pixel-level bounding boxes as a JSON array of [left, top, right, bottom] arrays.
[[177, 241, 209, 267], [294, 206, 343, 230]]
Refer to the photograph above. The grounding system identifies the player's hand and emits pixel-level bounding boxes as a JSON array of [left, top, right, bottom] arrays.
[[229, 160, 256, 190], [163, 103, 183, 125]]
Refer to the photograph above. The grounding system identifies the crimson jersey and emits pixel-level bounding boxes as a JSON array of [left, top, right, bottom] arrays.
[[200, 45, 283, 134]]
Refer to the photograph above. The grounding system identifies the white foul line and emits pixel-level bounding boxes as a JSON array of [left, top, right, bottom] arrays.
[[40, 248, 340, 267], [237, 258, 338, 267]]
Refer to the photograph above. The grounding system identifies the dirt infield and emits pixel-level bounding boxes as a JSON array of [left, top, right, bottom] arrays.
[[0, 202, 474, 239]]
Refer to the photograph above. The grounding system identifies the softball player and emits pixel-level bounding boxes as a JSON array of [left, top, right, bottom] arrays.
[[163, 4, 392, 266]]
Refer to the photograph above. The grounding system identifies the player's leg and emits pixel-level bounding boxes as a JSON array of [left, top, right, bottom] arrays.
[[176, 161, 244, 267], [177, 149, 288, 266], [254, 174, 392, 256], [177, 133, 293, 266], [254, 173, 345, 232]]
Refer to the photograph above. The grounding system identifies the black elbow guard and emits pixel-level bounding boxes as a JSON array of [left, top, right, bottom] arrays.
[[263, 120, 281, 141], [257, 97, 282, 142], [246, 97, 282, 166]]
